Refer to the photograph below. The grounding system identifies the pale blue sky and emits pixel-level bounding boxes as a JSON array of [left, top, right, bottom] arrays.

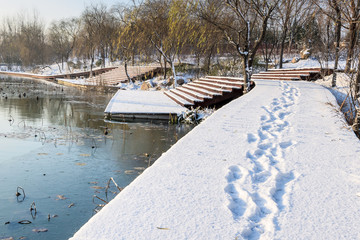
[[0, 0, 133, 25]]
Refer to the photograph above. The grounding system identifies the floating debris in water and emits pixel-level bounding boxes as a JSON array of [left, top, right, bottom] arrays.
[[91, 186, 104, 189], [79, 154, 91, 157], [37, 153, 48, 156], [133, 167, 146, 171], [0, 237, 14, 240], [56, 195, 67, 200], [32, 228, 48, 233], [18, 220, 32, 224], [30, 202, 37, 218], [68, 203, 75, 208], [157, 227, 170, 230], [124, 170, 136, 175], [76, 163, 87, 166], [16, 186, 26, 202]]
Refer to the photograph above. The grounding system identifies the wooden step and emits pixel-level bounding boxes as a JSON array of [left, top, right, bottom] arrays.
[[164, 91, 194, 107], [253, 73, 310, 77], [267, 68, 321, 72], [170, 89, 203, 104], [189, 82, 231, 94], [199, 78, 244, 88], [206, 76, 244, 82], [182, 84, 222, 97], [251, 75, 300, 81], [176, 87, 212, 101], [195, 80, 238, 91]]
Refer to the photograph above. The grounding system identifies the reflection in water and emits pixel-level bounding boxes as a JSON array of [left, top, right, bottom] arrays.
[[0, 75, 193, 240]]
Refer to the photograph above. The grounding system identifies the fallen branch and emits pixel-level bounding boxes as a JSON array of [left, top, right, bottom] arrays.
[[92, 195, 108, 205], [340, 91, 350, 111], [106, 177, 122, 192]]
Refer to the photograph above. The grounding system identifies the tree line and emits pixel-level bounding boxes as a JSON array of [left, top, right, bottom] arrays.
[[0, 0, 360, 91]]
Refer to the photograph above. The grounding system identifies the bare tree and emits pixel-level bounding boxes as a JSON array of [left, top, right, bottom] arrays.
[[314, 0, 342, 87], [342, 0, 360, 73], [136, 0, 193, 87], [48, 18, 80, 72], [18, 12, 47, 67], [0, 16, 22, 67], [112, 4, 142, 83], [199, 0, 280, 92], [278, 0, 306, 68]]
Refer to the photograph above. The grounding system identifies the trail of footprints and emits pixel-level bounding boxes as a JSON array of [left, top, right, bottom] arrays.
[[225, 82, 299, 239]]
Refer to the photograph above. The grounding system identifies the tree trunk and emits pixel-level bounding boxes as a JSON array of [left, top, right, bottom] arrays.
[[90, 56, 94, 78], [101, 48, 106, 68], [345, 21, 358, 72], [163, 58, 167, 79], [287, 34, 293, 56], [332, 0, 341, 87], [171, 61, 177, 88], [124, 60, 133, 83], [206, 46, 214, 74], [326, 21, 330, 71], [279, 31, 287, 69], [242, 54, 250, 93], [196, 53, 201, 78], [61, 56, 64, 71], [355, 53, 360, 96], [132, 50, 135, 66]]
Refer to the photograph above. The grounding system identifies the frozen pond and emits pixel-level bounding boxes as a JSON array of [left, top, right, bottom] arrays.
[[0, 75, 193, 240]]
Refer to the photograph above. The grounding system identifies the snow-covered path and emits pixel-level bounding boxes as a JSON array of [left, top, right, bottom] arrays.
[[71, 80, 360, 240]]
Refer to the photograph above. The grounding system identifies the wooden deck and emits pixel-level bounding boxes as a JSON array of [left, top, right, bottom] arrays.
[[252, 68, 332, 81]]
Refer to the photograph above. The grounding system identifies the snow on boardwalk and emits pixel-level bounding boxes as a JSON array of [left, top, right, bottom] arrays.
[[104, 90, 187, 119], [71, 80, 360, 240]]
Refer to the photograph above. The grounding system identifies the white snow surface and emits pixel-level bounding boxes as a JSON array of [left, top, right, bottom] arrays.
[[104, 90, 187, 114], [72, 79, 360, 240], [282, 58, 346, 70]]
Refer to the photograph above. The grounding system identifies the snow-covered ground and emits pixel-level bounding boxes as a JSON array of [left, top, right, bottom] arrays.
[[316, 73, 359, 113], [282, 58, 347, 70], [71, 79, 360, 240]]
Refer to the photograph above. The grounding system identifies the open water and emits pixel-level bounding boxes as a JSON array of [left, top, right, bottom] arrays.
[[0, 75, 193, 240]]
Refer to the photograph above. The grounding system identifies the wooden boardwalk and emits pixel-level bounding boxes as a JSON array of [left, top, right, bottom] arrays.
[[0, 67, 117, 80], [0, 65, 162, 87], [87, 65, 162, 86], [252, 67, 332, 81]]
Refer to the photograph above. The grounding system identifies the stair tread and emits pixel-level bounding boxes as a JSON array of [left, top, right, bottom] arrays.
[[252, 76, 300, 79], [253, 73, 310, 76], [206, 76, 244, 81], [189, 83, 232, 92], [264, 70, 320, 74], [197, 79, 243, 89], [170, 89, 203, 102], [177, 87, 212, 99], [183, 85, 222, 96], [164, 91, 193, 106]]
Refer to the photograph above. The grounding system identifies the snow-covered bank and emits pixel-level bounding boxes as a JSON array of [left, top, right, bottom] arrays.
[[71, 80, 360, 240]]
